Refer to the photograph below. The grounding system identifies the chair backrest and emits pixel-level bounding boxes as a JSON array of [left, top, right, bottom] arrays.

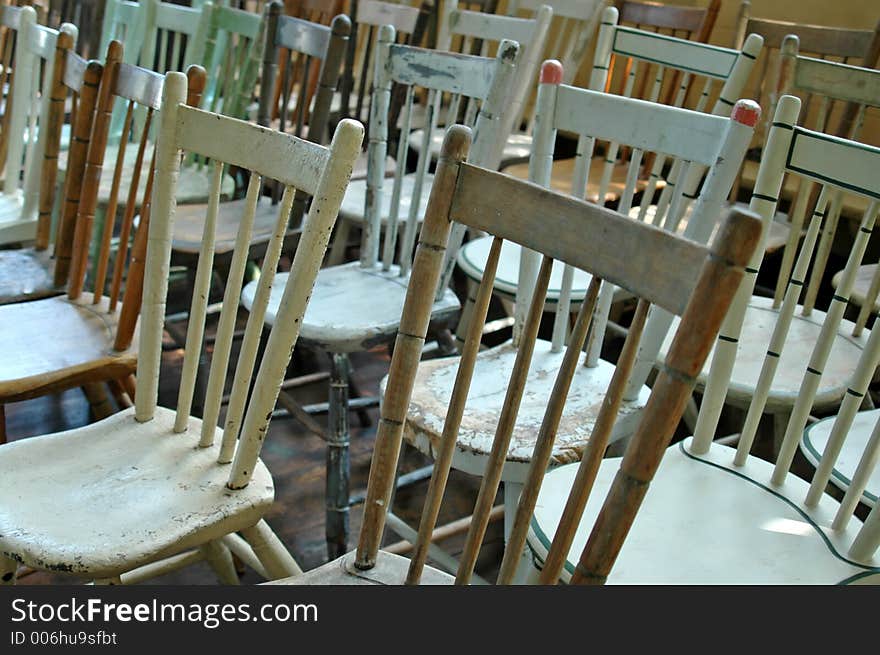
[[354, 124, 761, 584], [135, 71, 362, 491], [340, 0, 433, 126], [2, 8, 76, 231], [139, 0, 211, 75], [770, 37, 880, 309], [259, 2, 349, 146], [571, 6, 761, 363], [35, 25, 102, 289], [360, 27, 519, 276], [65, 42, 206, 358], [683, 93, 880, 565], [200, 3, 265, 120], [506, 0, 606, 85], [258, 2, 350, 222], [98, 0, 146, 66], [437, 1, 553, 148], [733, 0, 880, 144]]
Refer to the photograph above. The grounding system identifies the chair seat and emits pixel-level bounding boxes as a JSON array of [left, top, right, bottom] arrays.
[[171, 197, 289, 259], [502, 155, 658, 203], [395, 339, 651, 483], [0, 294, 138, 403], [832, 263, 880, 312], [457, 236, 597, 306], [268, 550, 454, 585], [58, 145, 236, 208], [658, 295, 870, 412], [801, 408, 880, 508], [526, 439, 880, 584], [339, 173, 434, 225], [0, 406, 274, 579], [408, 128, 533, 166], [240, 261, 460, 353], [0, 247, 58, 305]]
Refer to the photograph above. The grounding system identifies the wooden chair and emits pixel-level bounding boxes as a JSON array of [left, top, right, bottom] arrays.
[[454, 6, 761, 347], [643, 50, 880, 455], [0, 71, 364, 586], [617, 0, 720, 41], [266, 125, 761, 585], [240, 31, 520, 559], [167, 2, 350, 418], [0, 21, 98, 305], [0, 48, 210, 445], [730, 0, 880, 210], [399, 60, 758, 578], [502, 0, 607, 151], [327, 2, 541, 265], [336, 0, 433, 127], [403, 1, 553, 169], [526, 97, 880, 582], [0, 8, 76, 245]]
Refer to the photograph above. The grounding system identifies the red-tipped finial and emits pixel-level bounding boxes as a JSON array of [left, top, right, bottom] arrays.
[[540, 59, 564, 85], [731, 99, 761, 127]]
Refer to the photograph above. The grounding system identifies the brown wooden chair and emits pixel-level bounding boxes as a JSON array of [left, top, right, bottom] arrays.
[[0, 46, 206, 444], [0, 23, 92, 305], [0, 70, 364, 586], [267, 124, 761, 585]]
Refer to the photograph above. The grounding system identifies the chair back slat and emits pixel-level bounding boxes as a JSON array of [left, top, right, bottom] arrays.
[[219, 185, 299, 462], [354, 124, 761, 583]]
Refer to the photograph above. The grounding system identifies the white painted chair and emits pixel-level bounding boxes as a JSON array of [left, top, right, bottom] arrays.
[[0, 8, 76, 245], [164, 4, 350, 419], [0, 25, 94, 304], [456, 5, 762, 348], [405, 0, 554, 166], [240, 30, 520, 559], [646, 46, 880, 454], [527, 104, 880, 581], [267, 125, 762, 585], [0, 71, 364, 585], [399, 59, 759, 579]]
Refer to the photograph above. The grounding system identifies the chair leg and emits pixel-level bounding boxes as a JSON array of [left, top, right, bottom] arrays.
[[327, 352, 351, 560], [240, 520, 303, 580], [347, 376, 373, 428], [0, 404, 6, 445], [201, 539, 240, 585], [121, 374, 137, 402], [1, 554, 17, 584], [82, 382, 115, 420]]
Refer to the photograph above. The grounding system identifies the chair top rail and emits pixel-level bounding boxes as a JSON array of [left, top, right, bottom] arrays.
[[449, 163, 710, 316], [554, 84, 733, 166], [115, 61, 166, 110], [358, 0, 421, 32], [793, 54, 880, 108], [63, 50, 90, 92], [276, 13, 333, 59], [612, 26, 743, 80], [387, 43, 503, 99], [745, 16, 874, 57], [449, 8, 541, 44], [618, 0, 707, 33], [786, 126, 880, 201], [212, 4, 262, 39], [175, 105, 330, 193]]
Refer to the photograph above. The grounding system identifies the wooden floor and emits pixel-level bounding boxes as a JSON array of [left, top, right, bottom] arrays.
[[6, 271, 505, 585]]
